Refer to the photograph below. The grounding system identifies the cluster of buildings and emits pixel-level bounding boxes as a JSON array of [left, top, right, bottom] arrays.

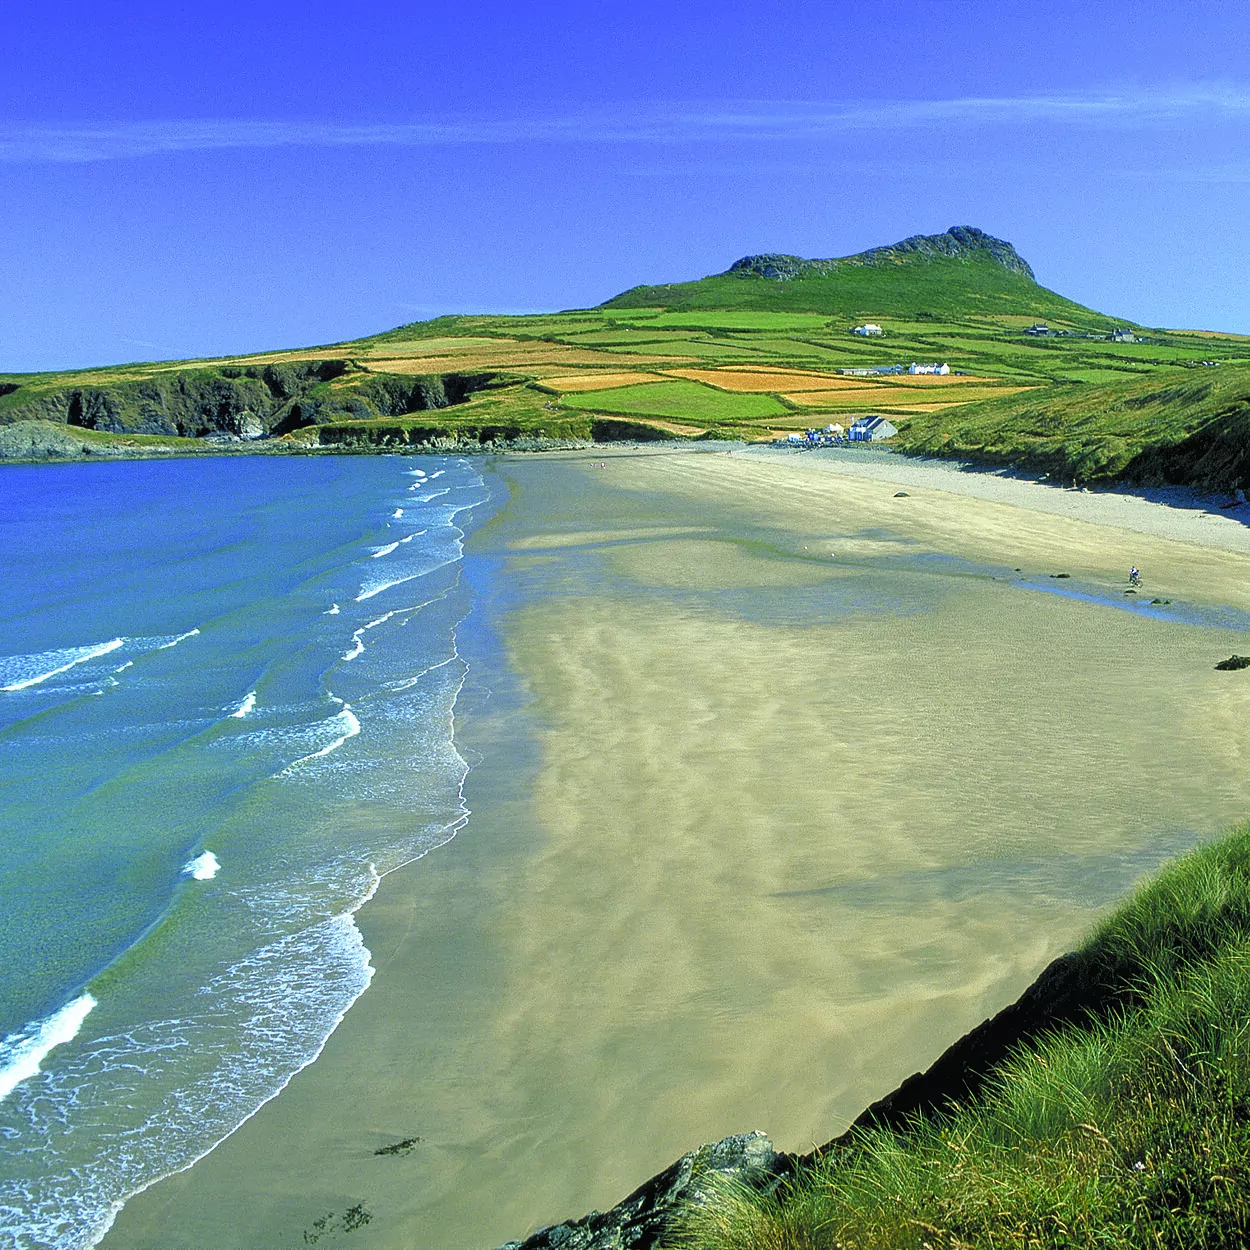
[[836, 361, 951, 377], [1025, 323, 1141, 342], [781, 416, 899, 448]]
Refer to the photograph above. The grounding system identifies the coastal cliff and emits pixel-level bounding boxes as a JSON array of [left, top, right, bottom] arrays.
[[0, 361, 498, 442]]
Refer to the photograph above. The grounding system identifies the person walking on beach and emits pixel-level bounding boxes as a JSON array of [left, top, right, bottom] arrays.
[[1129, 566, 1141, 587]]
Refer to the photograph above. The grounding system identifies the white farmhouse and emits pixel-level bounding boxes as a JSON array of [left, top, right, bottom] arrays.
[[848, 416, 898, 442], [853, 323, 884, 336], [908, 362, 950, 375]]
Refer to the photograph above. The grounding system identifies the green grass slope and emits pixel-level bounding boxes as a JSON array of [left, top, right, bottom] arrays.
[[669, 825, 1250, 1250], [898, 363, 1250, 486]]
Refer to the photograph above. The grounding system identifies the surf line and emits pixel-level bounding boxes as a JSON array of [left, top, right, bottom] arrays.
[[86, 878, 381, 1250], [281, 698, 361, 772], [1, 638, 126, 692], [230, 691, 257, 718], [156, 627, 201, 650], [0, 992, 98, 1104], [103, 578, 481, 1248], [183, 851, 220, 880]]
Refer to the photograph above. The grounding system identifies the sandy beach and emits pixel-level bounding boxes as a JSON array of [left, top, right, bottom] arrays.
[[104, 448, 1250, 1249], [737, 445, 1250, 558]]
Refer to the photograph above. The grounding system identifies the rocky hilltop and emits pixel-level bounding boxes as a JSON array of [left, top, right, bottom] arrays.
[[726, 225, 1036, 282], [600, 223, 1080, 319]]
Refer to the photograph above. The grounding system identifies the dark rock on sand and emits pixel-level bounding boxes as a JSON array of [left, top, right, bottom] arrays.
[[1215, 655, 1250, 671], [495, 1132, 790, 1250]]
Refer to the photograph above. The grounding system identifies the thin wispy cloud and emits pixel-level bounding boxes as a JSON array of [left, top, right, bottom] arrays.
[[2, 85, 1248, 163]]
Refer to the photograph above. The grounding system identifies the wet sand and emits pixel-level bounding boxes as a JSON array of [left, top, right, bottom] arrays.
[[105, 449, 1250, 1249]]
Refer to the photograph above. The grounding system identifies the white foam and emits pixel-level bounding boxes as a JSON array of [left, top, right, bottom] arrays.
[[113, 660, 134, 674], [427, 469, 445, 480], [325, 603, 340, 615], [387, 653, 457, 692], [0, 992, 97, 1103], [354, 575, 424, 602], [156, 628, 200, 651], [1, 638, 125, 692], [285, 702, 361, 769], [183, 851, 220, 880], [342, 634, 365, 661], [371, 541, 400, 559], [230, 691, 257, 719], [406, 468, 427, 478], [392, 508, 403, 519]]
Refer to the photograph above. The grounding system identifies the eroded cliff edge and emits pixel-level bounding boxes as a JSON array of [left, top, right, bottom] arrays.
[[497, 946, 1107, 1250]]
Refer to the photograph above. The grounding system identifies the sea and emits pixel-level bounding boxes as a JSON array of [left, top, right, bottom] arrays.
[[0, 453, 498, 1249]]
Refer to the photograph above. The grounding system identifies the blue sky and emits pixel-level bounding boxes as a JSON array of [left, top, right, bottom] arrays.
[[3, 1, 1249, 371]]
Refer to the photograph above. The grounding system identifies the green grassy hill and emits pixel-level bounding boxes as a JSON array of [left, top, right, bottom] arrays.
[[3, 225, 1250, 489], [897, 362, 1250, 486], [603, 226, 1109, 328]]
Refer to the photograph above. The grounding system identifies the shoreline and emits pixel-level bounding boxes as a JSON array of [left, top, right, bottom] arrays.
[[100, 447, 1250, 1249], [10, 425, 1249, 559]]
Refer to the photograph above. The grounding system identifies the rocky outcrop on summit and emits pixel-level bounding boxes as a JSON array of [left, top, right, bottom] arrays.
[[725, 253, 840, 281], [728, 226, 1035, 282]]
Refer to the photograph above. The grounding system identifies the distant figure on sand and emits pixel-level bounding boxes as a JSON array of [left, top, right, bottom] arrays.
[[1129, 566, 1141, 587]]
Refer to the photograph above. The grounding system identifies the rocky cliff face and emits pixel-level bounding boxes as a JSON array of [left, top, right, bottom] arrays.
[[0, 362, 498, 441], [728, 225, 1035, 282]]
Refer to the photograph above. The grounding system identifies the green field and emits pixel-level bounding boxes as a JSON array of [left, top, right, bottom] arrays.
[[561, 379, 790, 423]]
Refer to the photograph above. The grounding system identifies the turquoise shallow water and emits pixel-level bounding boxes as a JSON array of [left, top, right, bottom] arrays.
[[0, 454, 498, 1248]]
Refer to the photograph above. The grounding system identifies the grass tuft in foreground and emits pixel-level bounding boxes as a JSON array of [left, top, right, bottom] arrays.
[[667, 825, 1250, 1249]]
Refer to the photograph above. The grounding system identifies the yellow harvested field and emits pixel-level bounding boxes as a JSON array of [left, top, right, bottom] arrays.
[[362, 346, 687, 373], [661, 367, 852, 392], [628, 419, 708, 437], [784, 388, 1020, 412], [541, 372, 660, 392], [362, 337, 514, 358], [783, 388, 890, 406]]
